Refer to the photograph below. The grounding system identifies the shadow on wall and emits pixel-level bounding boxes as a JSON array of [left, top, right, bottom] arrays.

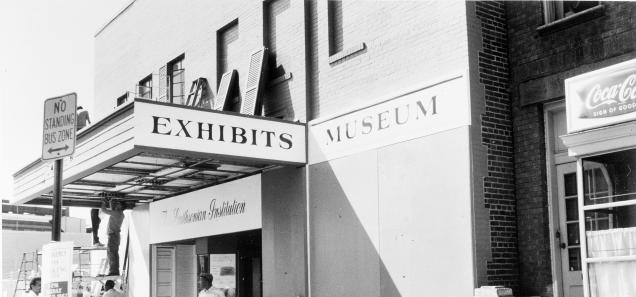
[[309, 157, 400, 297], [263, 64, 295, 120], [308, 126, 475, 297]]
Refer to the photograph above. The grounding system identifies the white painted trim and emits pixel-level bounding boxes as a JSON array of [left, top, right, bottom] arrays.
[[577, 159, 591, 297], [585, 255, 636, 263], [305, 165, 311, 297], [582, 199, 636, 211], [543, 101, 566, 297], [561, 120, 636, 157]]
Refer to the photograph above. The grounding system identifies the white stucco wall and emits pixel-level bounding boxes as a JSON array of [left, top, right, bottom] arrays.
[[127, 204, 150, 297]]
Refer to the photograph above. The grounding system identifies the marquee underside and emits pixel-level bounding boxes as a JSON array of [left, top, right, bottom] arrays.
[[13, 100, 306, 208]]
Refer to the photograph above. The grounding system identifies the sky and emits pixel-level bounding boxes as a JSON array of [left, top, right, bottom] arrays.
[[0, 0, 131, 218]]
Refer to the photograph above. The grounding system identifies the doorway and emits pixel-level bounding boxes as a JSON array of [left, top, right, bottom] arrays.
[[555, 162, 613, 297], [196, 229, 262, 297], [556, 163, 583, 297]]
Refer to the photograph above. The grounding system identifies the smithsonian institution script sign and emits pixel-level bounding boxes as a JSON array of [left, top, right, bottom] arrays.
[[566, 58, 636, 133], [149, 175, 261, 244], [308, 74, 470, 164]]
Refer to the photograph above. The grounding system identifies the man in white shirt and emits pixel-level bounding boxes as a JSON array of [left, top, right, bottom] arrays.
[[198, 273, 226, 297], [102, 280, 123, 297]]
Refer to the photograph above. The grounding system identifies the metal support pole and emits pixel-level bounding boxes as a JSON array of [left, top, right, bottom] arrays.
[[52, 158, 63, 241]]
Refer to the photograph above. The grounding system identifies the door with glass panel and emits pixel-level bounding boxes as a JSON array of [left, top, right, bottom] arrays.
[[557, 163, 583, 297]]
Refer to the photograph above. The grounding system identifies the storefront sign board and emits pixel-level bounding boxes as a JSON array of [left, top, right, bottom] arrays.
[[210, 254, 236, 290], [149, 175, 262, 243], [42, 93, 76, 160], [41, 241, 73, 297], [135, 101, 306, 165], [308, 75, 470, 164], [565, 58, 636, 133]]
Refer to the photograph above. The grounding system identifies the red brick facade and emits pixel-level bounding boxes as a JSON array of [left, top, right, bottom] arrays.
[[476, 1, 519, 290], [507, 2, 636, 296]]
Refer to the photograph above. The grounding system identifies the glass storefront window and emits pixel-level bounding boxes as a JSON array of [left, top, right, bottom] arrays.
[[583, 149, 636, 206], [582, 148, 636, 297]]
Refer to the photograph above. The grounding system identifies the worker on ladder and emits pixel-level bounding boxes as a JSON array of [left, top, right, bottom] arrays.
[[101, 198, 124, 276]]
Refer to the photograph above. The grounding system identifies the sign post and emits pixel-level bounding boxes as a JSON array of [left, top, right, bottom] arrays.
[[42, 93, 77, 241]]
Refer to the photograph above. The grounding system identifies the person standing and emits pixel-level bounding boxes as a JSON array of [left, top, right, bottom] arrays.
[[197, 273, 226, 297], [77, 106, 101, 248], [101, 198, 124, 276], [90, 208, 103, 247], [102, 280, 123, 297], [76, 106, 91, 131], [25, 277, 41, 297]]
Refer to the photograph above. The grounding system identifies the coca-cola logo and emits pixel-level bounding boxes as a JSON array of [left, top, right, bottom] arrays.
[[578, 70, 636, 118]]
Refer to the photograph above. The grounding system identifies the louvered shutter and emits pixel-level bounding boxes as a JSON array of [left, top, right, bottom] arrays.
[[240, 48, 268, 115], [215, 70, 237, 111], [158, 65, 168, 103]]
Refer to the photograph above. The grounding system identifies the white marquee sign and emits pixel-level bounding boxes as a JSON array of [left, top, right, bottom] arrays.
[[135, 101, 306, 165], [309, 75, 470, 164], [149, 175, 262, 243]]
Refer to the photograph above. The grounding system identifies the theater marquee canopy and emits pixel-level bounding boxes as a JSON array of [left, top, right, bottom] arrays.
[[12, 100, 306, 207]]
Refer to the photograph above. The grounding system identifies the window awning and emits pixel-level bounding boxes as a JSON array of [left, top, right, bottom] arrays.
[[12, 99, 306, 208]]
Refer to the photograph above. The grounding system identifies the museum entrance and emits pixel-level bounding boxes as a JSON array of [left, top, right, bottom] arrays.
[[152, 229, 262, 297]]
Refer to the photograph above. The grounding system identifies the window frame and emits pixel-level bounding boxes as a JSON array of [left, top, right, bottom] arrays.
[[116, 93, 128, 107], [138, 74, 153, 100], [167, 55, 185, 104], [577, 148, 636, 297], [538, 1, 604, 34]]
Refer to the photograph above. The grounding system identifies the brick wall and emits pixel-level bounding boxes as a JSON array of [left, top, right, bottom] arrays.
[[474, 1, 519, 290], [508, 1, 636, 106], [307, 0, 468, 120], [506, 1, 636, 296], [513, 103, 550, 297], [94, 0, 308, 121]]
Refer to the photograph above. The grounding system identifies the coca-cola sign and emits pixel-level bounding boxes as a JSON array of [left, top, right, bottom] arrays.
[[579, 70, 636, 118], [566, 59, 636, 133]]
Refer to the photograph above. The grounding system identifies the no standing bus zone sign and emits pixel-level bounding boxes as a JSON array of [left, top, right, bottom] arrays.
[[42, 93, 77, 161]]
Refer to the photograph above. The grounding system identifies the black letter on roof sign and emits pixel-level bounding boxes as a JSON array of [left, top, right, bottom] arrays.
[[198, 122, 214, 140], [176, 120, 192, 138], [152, 116, 172, 135], [251, 129, 258, 145], [232, 127, 247, 144], [260, 130, 275, 147], [279, 133, 293, 149]]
